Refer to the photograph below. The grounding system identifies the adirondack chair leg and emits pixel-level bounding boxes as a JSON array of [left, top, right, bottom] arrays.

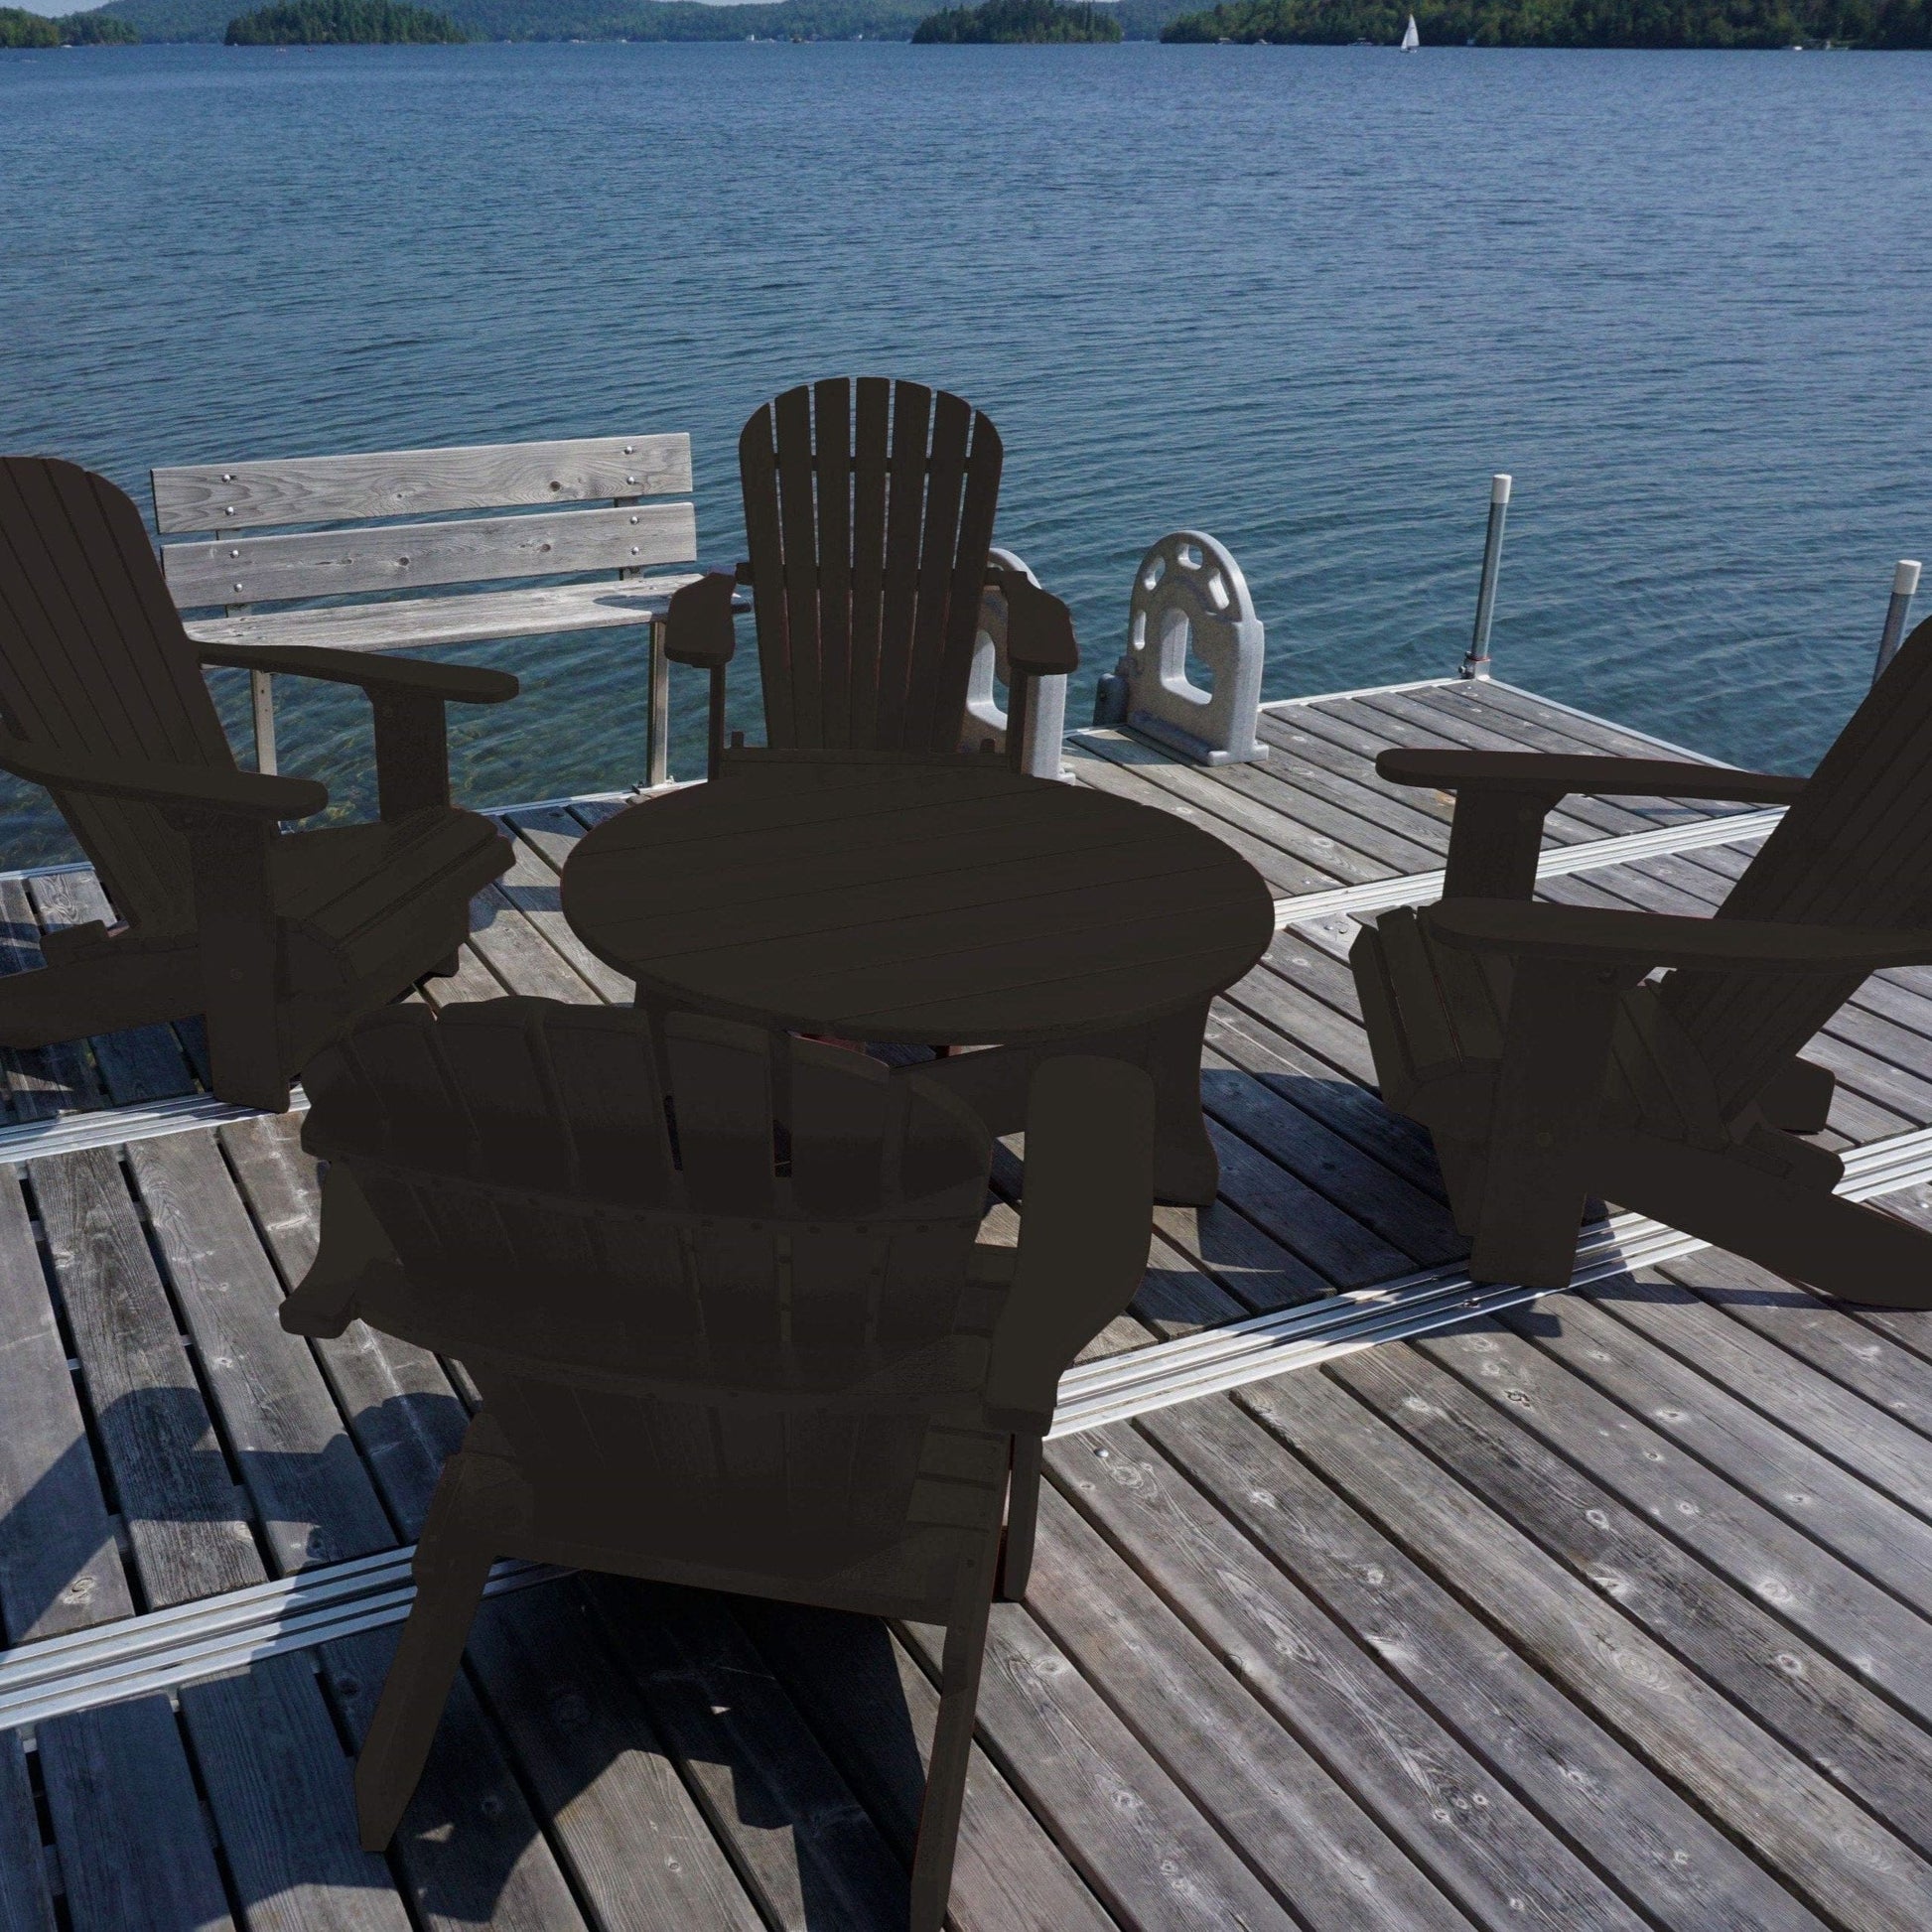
[[995, 1433, 1042, 1602], [1441, 789, 1563, 899], [1429, 1131, 1488, 1238], [908, 1546, 997, 1932], [178, 810, 291, 1112], [1468, 957, 1629, 1288], [354, 1507, 495, 1850]]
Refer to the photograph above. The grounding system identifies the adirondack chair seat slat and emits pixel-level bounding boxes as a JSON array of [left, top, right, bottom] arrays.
[[272, 811, 514, 991], [1353, 615, 1932, 1310], [284, 995, 1157, 1920], [0, 456, 516, 1110]]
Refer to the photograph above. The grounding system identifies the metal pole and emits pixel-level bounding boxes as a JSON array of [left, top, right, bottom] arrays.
[[1459, 473, 1512, 680], [249, 669, 277, 775], [646, 618, 671, 789], [1872, 559, 1922, 684]]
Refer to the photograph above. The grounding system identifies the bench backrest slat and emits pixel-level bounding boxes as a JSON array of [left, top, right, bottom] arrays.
[[150, 434, 692, 535], [162, 501, 698, 610]]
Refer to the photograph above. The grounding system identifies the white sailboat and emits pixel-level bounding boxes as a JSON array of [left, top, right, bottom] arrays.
[[1400, 14, 1421, 49]]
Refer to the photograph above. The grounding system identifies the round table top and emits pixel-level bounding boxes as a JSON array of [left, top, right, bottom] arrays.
[[560, 757, 1276, 1045]]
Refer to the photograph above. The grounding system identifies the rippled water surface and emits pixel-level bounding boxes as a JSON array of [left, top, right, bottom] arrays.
[[4, 42, 1930, 862]]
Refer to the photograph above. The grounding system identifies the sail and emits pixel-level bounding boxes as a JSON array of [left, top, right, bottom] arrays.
[[1400, 14, 1420, 48]]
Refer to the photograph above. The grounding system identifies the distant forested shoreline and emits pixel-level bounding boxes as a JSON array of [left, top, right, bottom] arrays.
[[1162, 0, 1931, 43], [43, 0, 1932, 49], [225, 0, 467, 37], [1, 5, 137, 41]]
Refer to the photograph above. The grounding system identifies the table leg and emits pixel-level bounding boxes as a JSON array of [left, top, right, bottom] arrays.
[[1143, 997, 1218, 1206], [902, 998, 1219, 1207]]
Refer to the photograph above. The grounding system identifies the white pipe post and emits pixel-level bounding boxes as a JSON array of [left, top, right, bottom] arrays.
[[1459, 473, 1512, 680], [1873, 559, 1921, 684]]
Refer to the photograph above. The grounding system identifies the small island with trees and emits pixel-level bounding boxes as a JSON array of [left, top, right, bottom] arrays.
[[224, 0, 467, 40], [914, 0, 1123, 38], [0, 6, 138, 43]]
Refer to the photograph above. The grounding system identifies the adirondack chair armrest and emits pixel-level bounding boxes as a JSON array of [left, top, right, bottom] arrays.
[[992, 571, 1080, 677], [982, 1056, 1156, 1427], [0, 740, 327, 820], [197, 643, 519, 707], [662, 568, 745, 667], [1424, 900, 1932, 974], [1376, 748, 1809, 805]]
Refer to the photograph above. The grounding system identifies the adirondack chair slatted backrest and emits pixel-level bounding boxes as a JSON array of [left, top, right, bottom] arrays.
[[742, 378, 1002, 756], [0, 458, 235, 936], [303, 999, 1002, 1577], [1662, 614, 1932, 1118]]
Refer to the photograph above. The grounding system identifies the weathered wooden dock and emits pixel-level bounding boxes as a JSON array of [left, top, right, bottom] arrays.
[[4, 675, 1932, 1930]]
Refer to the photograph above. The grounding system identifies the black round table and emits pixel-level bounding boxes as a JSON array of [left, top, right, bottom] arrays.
[[561, 755, 1274, 1202]]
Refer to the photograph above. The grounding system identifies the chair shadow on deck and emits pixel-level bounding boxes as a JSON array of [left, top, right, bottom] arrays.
[[0, 1384, 940, 1930]]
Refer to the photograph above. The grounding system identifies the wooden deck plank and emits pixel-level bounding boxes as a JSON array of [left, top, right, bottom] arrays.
[[1024, 1482, 1478, 1930], [180, 1653, 412, 1932], [321, 1626, 594, 1932], [31, 1144, 264, 1608], [1200, 1042, 1463, 1268], [1659, 1246, 1932, 1443], [1390, 682, 1756, 824], [1142, 1389, 1831, 1930], [585, 1576, 911, 1930], [1078, 728, 1440, 883], [36, 1697, 237, 1932], [1586, 1269, 1932, 1522], [1049, 1423, 1653, 1932], [895, 1606, 1303, 1932], [0, 876, 100, 1122], [1203, 997, 1449, 1200], [486, 813, 632, 1003], [1260, 698, 1622, 846], [1063, 739, 1347, 897], [0, 1166, 132, 1644], [0, 1736, 55, 1932], [1338, 1332, 1932, 1866], [220, 1113, 466, 1537], [126, 1130, 396, 1574], [1465, 1294, 1932, 1672], [459, 1584, 770, 1932], [1341, 692, 1678, 838], [735, 1597, 1126, 1932], [26, 873, 200, 1107], [1243, 1363, 1931, 1930]]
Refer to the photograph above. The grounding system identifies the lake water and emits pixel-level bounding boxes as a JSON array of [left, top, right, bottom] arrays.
[[4, 41, 1931, 864]]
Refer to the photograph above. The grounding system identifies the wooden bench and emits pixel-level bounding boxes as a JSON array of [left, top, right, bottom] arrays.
[[152, 430, 1071, 790], [151, 434, 702, 786]]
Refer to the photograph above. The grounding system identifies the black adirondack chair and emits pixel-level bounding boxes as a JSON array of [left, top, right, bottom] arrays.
[[280, 996, 1156, 1928], [1352, 614, 1932, 1308], [0, 457, 517, 1111], [662, 378, 1080, 772]]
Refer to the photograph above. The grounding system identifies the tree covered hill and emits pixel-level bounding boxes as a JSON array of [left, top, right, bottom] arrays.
[[1161, 0, 1932, 44], [94, 0, 1186, 43], [225, 0, 468, 37], [0, 6, 139, 42], [914, 0, 1123, 36]]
